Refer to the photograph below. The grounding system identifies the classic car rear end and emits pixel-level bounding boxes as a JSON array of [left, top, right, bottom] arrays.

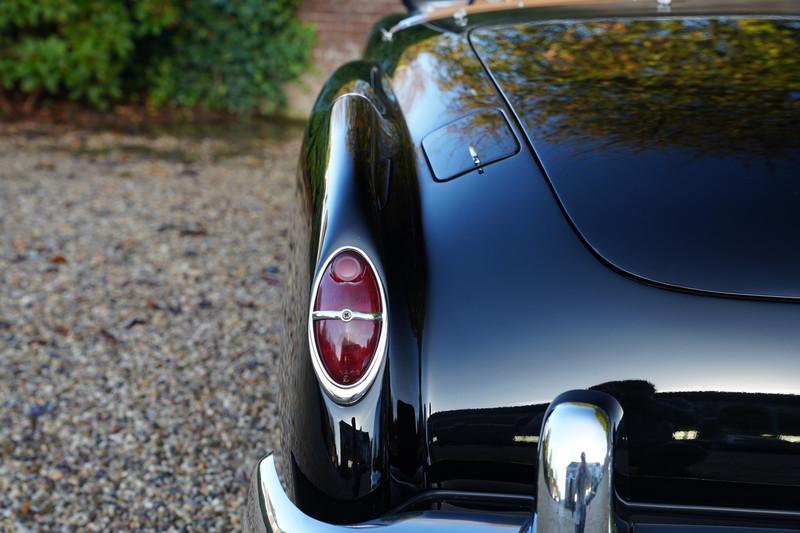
[[244, 1, 800, 531]]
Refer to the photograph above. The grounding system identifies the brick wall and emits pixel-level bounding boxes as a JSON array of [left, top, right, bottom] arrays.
[[299, 0, 402, 76], [287, 0, 402, 117]]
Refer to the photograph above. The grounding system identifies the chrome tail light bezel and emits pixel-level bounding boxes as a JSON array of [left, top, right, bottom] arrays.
[[307, 245, 388, 404]]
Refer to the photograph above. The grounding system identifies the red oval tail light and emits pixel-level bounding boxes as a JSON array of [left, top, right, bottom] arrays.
[[309, 248, 386, 403]]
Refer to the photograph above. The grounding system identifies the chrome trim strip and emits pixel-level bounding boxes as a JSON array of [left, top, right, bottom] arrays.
[[387, 489, 535, 515], [388, 0, 800, 37], [307, 245, 388, 404], [312, 309, 382, 321], [617, 493, 800, 520]]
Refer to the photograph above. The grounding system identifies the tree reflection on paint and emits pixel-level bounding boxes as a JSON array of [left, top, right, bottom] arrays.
[[472, 17, 800, 153]]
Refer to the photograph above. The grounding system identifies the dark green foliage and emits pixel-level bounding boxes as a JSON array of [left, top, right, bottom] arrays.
[[149, 0, 314, 114], [0, 0, 313, 113], [0, 0, 177, 108]]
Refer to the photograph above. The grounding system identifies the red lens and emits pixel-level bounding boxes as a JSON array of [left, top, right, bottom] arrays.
[[313, 320, 381, 385], [313, 251, 382, 386]]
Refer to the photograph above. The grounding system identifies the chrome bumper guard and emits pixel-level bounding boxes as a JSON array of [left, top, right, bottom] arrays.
[[244, 390, 623, 533]]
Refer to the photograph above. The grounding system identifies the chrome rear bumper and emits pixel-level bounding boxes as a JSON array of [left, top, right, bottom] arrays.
[[243, 390, 625, 532], [243, 454, 533, 532]]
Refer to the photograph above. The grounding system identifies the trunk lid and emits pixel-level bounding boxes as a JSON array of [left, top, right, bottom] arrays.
[[470, 16, 800, 299]]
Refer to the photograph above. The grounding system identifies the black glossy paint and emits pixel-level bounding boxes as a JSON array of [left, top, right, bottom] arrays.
[[276, 3, 800, 528], [278, 53, 432, 522], [471, 17, 800, 299]]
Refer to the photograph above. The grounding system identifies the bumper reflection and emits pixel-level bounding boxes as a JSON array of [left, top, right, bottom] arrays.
[[536, 392, 622, 533]]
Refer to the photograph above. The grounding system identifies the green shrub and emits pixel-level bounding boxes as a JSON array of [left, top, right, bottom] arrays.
[[0, 0, 177, 108], [149, 0, 315, 114], [0, 0, 314, 113]]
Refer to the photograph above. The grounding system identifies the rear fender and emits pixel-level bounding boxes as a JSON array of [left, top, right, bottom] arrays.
[[277, 61, 426, 522]]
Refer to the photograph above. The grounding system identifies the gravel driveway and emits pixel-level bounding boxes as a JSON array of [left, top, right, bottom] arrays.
[[0, 122, 303, 531]]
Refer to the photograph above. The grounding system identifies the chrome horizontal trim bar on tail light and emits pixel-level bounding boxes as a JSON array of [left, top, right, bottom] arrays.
[[312, 309, 382, 321]]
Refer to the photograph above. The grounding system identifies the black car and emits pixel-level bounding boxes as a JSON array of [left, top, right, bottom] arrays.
[[243, 1, 800, 531]]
